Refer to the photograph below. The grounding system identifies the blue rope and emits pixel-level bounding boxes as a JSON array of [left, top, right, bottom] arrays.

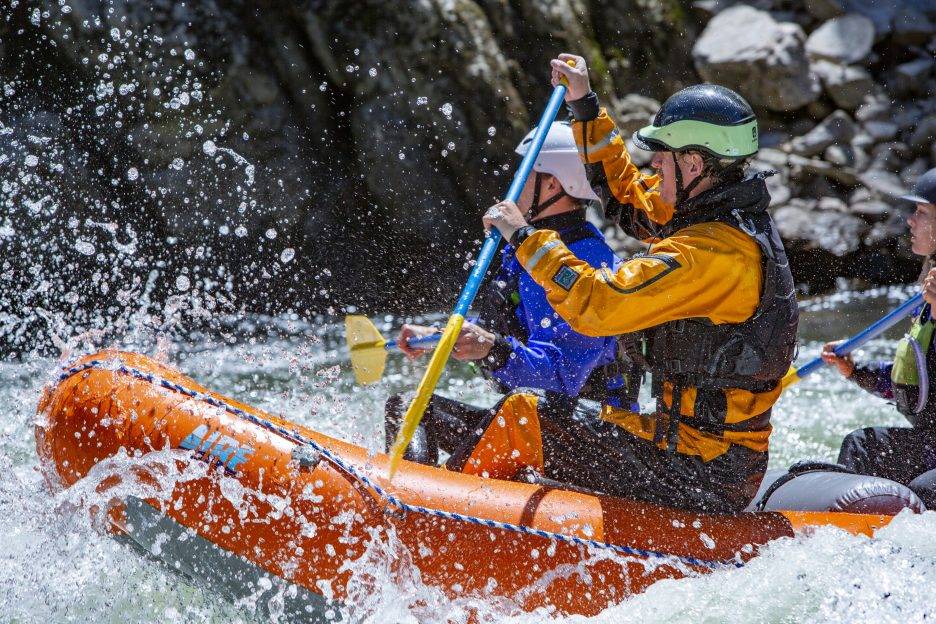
[[56, 359, 741, 571]]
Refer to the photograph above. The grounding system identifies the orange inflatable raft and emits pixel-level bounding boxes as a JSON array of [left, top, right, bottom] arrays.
[[36, 350, 899, 619]]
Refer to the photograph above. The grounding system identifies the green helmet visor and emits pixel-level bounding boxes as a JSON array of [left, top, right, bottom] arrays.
[[634, 118, 758, 159]]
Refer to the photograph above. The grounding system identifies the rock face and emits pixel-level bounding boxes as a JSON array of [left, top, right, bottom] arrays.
[[0, 0, 934, 355], [693, 6, 820, 112]]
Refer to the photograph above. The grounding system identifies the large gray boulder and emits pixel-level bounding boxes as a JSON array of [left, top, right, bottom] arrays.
[[909, 115, 936, 154], [805, 0, 846, 21], [773, 200, 869, 256], [838, 0, 897, 38], [806, 14, 876, 64], [693, 6, 819, 112], [859, 168, 911, 201], [810, 61, 875, 110], [893, 57, 936, 96], [893, 5, 936, 45], [787, 110, 856, 156]]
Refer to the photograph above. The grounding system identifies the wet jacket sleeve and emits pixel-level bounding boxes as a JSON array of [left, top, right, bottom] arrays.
[[570, 104, 673, 241], [512, 225, 763, 336], [850, 361, 894, 399], [488, 238, 616, 394]]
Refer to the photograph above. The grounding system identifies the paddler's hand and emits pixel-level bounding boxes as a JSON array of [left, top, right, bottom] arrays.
[[482, 200, 529, 243], [821, 341, 855, 378], [923, 267, 936, 307], [452, 321, 495, 361], [397, 324, 438, 360], [550, 53, 590, 102]]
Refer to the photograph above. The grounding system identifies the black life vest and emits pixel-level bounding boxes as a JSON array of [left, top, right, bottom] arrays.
[[623, 176, 799, 444]]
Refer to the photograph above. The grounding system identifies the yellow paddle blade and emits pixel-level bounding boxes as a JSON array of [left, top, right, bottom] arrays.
[[345, 315, 388, 385], [388, 313, 465, 478], [780, 366, 800, 391]]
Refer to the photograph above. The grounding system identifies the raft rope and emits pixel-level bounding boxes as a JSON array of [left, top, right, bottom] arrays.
[[58, 359, 742, 571]]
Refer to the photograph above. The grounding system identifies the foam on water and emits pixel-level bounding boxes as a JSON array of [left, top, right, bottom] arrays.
[[2, 294, 936, 623]]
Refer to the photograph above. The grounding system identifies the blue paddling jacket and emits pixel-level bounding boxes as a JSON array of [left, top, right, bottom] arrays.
[[472, 210, 638, 408]]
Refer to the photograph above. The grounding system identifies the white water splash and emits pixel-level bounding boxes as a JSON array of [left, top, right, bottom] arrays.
[[203, 140, 256, 186]]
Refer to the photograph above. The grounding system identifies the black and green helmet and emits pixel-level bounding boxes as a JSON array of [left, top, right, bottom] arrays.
[[633, 84, 758, 159]]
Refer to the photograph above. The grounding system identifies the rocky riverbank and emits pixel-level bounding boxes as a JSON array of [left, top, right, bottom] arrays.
[[0, 1, 934, 355]]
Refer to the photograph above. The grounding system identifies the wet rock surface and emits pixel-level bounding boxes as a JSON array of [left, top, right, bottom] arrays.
[[0, 0, 934, 355]]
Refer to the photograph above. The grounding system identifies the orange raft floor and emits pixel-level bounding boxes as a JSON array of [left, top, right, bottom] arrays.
[[36, 350, 895, 619]]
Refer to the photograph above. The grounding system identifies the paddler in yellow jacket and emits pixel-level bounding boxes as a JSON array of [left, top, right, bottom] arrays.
[[448, 54, 799, 513]]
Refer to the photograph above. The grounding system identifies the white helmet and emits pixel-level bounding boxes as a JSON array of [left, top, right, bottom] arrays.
[[515, 120, 599, 202]]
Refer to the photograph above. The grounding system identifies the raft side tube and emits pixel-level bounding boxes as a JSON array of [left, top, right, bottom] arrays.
[[748, 465, 924, 519]]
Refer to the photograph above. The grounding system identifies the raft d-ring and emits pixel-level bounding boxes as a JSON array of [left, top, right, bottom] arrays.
[[382, 498, 408, 522], [291, 444, 323, 472]]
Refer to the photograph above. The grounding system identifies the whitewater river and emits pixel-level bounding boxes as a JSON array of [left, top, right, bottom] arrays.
[[3, 285, 936, 623]]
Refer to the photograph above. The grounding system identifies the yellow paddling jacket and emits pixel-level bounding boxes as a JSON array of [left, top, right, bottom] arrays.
[[513, 108, 798, 461]]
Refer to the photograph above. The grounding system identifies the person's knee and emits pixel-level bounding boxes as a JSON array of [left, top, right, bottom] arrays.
[[909, 469, 936, 509], [496, 391, 541, 426], [837, 427, 875, 468]]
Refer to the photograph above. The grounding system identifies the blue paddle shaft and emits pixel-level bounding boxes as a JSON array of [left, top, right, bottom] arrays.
[[795, 292, 924, 379], [385, 334, 441, 352], [452, 84, 569, 318]]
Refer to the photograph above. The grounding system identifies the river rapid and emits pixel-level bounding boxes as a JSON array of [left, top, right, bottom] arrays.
[[2, 286, 936, 623]]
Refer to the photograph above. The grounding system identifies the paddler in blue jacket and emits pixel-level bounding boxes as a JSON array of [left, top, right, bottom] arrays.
[[385, 121, 640, 465], [822, 168, 936, 506]]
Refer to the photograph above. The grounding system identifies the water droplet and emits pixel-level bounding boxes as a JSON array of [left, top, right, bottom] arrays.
[[175, 275, 191, 291], [398, 152, 405, 160], [184, 49, 195, 61], [126, 167, 138, 181], [319, 82, 328, 92], [368, 67, 377, 77], [202, 140, 217, 156], [170, 157, 184, 170], [540, 317, 552, 328], [440, 102, 453, 117], [416, 96, 428, 105], [235, 225, 247, 237], [265, 228, 277, 240], [280, 248, 295, 263], [24, 155, 38, 167], [74, 240, 95, 256], [488, 126, 496, 137]]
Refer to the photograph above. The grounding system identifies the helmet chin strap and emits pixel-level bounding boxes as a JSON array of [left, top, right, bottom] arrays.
[[527, 171, 568, 221], [671, 152, 746, 209], [671, 152, 705, 209]]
